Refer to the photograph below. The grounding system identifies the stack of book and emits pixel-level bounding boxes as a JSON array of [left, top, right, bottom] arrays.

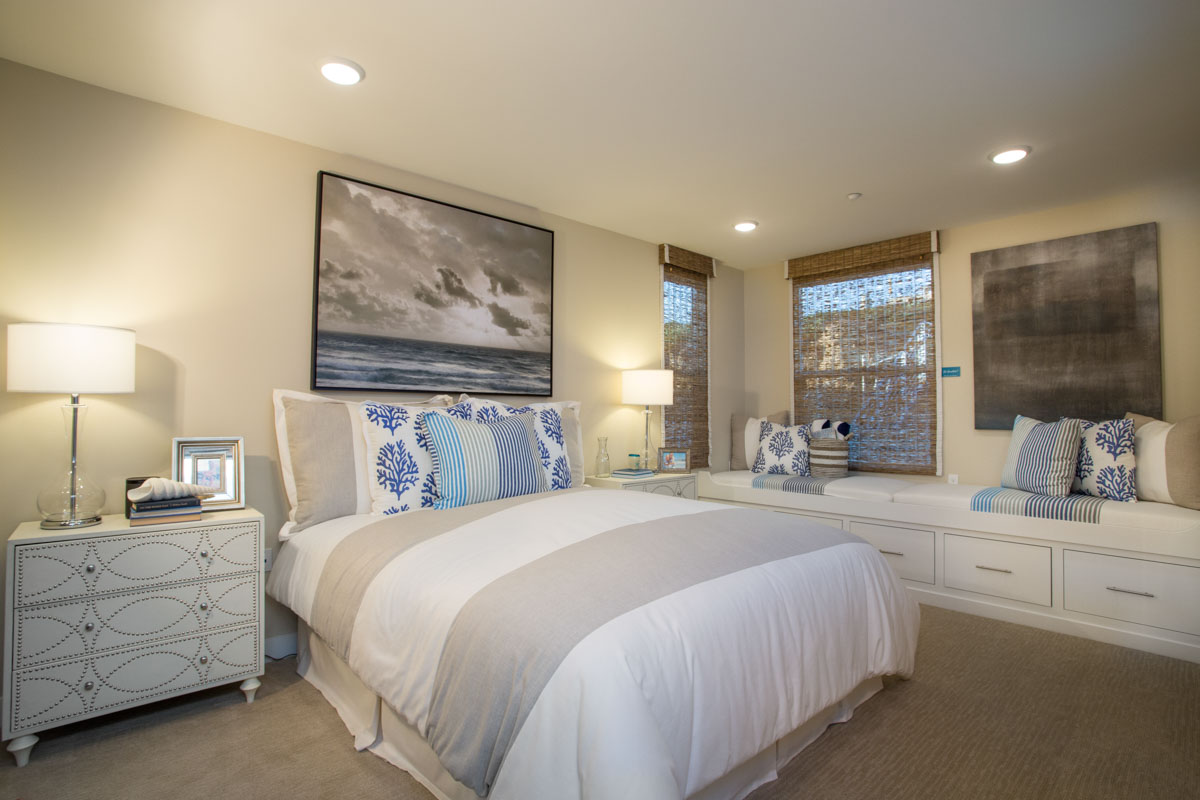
[[612, 467, 655, 478], [128, 496, 203, 526]]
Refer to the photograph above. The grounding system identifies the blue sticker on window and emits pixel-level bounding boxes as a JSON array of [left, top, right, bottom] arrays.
[[942, 366, 961, 377]]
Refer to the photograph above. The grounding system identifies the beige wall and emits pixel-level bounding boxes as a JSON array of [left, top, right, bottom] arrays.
[[0, 60, 745, 650], [744, 177, 1200, 485]]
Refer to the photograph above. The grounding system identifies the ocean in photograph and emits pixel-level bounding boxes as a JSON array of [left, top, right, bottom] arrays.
[[315, 330, 551, 394]]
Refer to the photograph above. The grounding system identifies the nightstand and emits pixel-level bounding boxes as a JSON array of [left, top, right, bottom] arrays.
[[3, 508, 265, 766], [586, 473, 697, 499]]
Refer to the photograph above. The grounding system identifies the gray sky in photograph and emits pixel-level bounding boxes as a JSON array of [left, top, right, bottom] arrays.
[[316, 175, 553, 352]]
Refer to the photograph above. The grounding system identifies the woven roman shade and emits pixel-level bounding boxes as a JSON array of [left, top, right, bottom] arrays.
[[663, 261, 710, 468], [659, 244, 716, 277], [787, 232, 935, 283], [791, 232, 939, 475]]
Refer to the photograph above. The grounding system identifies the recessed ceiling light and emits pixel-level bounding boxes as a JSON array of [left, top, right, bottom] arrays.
[[734, 221, 758, 233], [990, 146, 1031, 165], [846, 192, 863, 201], [321, 58, 365, 86]]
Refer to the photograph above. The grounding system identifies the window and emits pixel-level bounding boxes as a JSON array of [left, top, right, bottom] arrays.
[[789, 233, 939, 474], [660, 245, 713, 469]]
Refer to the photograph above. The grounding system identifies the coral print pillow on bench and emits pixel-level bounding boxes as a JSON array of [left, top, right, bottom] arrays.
[[751, 420, 812, 476], [1071, 417, 1137, 502]]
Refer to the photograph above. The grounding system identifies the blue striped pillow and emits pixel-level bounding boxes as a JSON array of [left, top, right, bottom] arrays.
[[421, 410, 548, 509], [1001, 415, 1083, 497]]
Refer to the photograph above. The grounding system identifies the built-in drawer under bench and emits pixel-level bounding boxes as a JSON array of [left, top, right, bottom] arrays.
[[1064, 550, 1200, 637], [944, 533, 1052, 607], [848, 522, 935, 585]]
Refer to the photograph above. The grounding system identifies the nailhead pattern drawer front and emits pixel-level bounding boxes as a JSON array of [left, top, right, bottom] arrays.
[[849, 522, 935, 584], [13, 521, 258, 605], [945, 533, 1051, 606], [14, 573, 259, 669], [10, 625, 260, 732], [1064, 550, 1200, 636]]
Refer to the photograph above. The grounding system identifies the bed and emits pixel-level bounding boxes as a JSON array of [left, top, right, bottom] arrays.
[[266, 391, 920, 799]]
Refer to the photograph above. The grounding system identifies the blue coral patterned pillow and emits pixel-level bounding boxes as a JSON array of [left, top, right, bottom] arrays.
[[359, 400, 473, 515], [1071, 418, 1137, 502], [750, 420, 812, 476], [421, 410, 550, 508]]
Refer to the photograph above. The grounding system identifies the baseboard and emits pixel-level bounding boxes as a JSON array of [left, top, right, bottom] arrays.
[[265, 632, 298, 660], [908, 585, 1200, 664]]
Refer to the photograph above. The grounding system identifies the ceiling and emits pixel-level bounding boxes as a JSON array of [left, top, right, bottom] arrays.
[[3, 0, 1199, 270]]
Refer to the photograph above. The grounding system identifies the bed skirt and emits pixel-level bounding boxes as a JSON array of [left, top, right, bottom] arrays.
[[295, 620, 884, 800]]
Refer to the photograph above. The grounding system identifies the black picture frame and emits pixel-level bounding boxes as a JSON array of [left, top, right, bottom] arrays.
[[311, 171, 554, 395]]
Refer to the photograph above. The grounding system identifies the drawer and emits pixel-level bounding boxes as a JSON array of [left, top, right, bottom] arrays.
[[849, 522, 935, 584], [8, 625, 260, 735], [14, 573, 260, 669], [945, 534, 1051, 606], [1064, 550, 1200, 636], [13, 521, 259, 606]]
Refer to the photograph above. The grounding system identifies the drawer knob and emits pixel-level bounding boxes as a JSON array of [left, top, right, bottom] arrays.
[[200, 550, 209, 559], [975, 564, 1013, 574], [1106, 586, 1155, 599], [199, 602, 209, 611], [85, 564, 96, 573], [199, 656, 209, 665], [84, 622, 95, 632], [879, 549, 905, 557], [83, 681, 94, 691]]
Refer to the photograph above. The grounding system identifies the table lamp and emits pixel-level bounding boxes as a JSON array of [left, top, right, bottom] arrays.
[[7, 322, 136, 529], [621, 369, 673, 470]]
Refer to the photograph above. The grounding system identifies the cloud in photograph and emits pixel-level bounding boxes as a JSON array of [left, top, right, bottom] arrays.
[[316, 174, 552, 352]]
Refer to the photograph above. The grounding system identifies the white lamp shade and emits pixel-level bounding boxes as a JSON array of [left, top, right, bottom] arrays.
[[622, 369, 674, 405], [7, 323, 136, 394]]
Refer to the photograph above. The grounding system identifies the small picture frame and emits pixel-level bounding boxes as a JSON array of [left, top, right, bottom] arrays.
[[172, 437, 245, 510], [657, 448, 689, 474]]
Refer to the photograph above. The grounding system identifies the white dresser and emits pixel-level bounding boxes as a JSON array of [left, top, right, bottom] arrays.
[[3, 508, 264, 766], [586, 473, 697, 499]]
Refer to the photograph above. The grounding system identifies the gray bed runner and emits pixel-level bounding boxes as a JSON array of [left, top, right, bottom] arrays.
[[425, 505, 860, 796], [311, 489, 586, 660]]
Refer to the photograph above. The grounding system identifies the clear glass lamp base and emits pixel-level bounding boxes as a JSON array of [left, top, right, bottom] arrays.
[[38, 470, 105, 530]]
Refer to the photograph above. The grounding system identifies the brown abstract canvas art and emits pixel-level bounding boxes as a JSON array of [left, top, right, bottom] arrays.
[[971, 223, 1161, 429]]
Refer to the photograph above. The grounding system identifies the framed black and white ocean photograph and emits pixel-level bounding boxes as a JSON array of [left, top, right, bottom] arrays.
[[312, 172, 554, 395]]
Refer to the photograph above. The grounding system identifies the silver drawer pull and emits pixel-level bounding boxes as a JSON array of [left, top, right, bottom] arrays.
[[200, 550, 210, 559], [879, 549, 905, 557], [199, 656, 209, 665], [199, 602, 209, 611], [84, 622, 95, 632], [83, 681, 94, 691], [85, 564, 96, 573], [975, 565, 1013, 574], [1106, 586, 1155, 598]]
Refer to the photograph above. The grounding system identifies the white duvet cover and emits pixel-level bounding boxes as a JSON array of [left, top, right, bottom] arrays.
[[268, 489, 919, 800]]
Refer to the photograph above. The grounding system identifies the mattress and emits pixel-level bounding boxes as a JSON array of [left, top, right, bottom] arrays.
[[268, 488, 919, 799]]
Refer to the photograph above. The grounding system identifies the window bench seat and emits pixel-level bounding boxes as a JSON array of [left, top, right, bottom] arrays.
[[698, 470, 1200, 663]]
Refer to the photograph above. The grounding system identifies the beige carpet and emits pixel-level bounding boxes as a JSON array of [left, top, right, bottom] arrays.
[[4, 605, 1198, 800]]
